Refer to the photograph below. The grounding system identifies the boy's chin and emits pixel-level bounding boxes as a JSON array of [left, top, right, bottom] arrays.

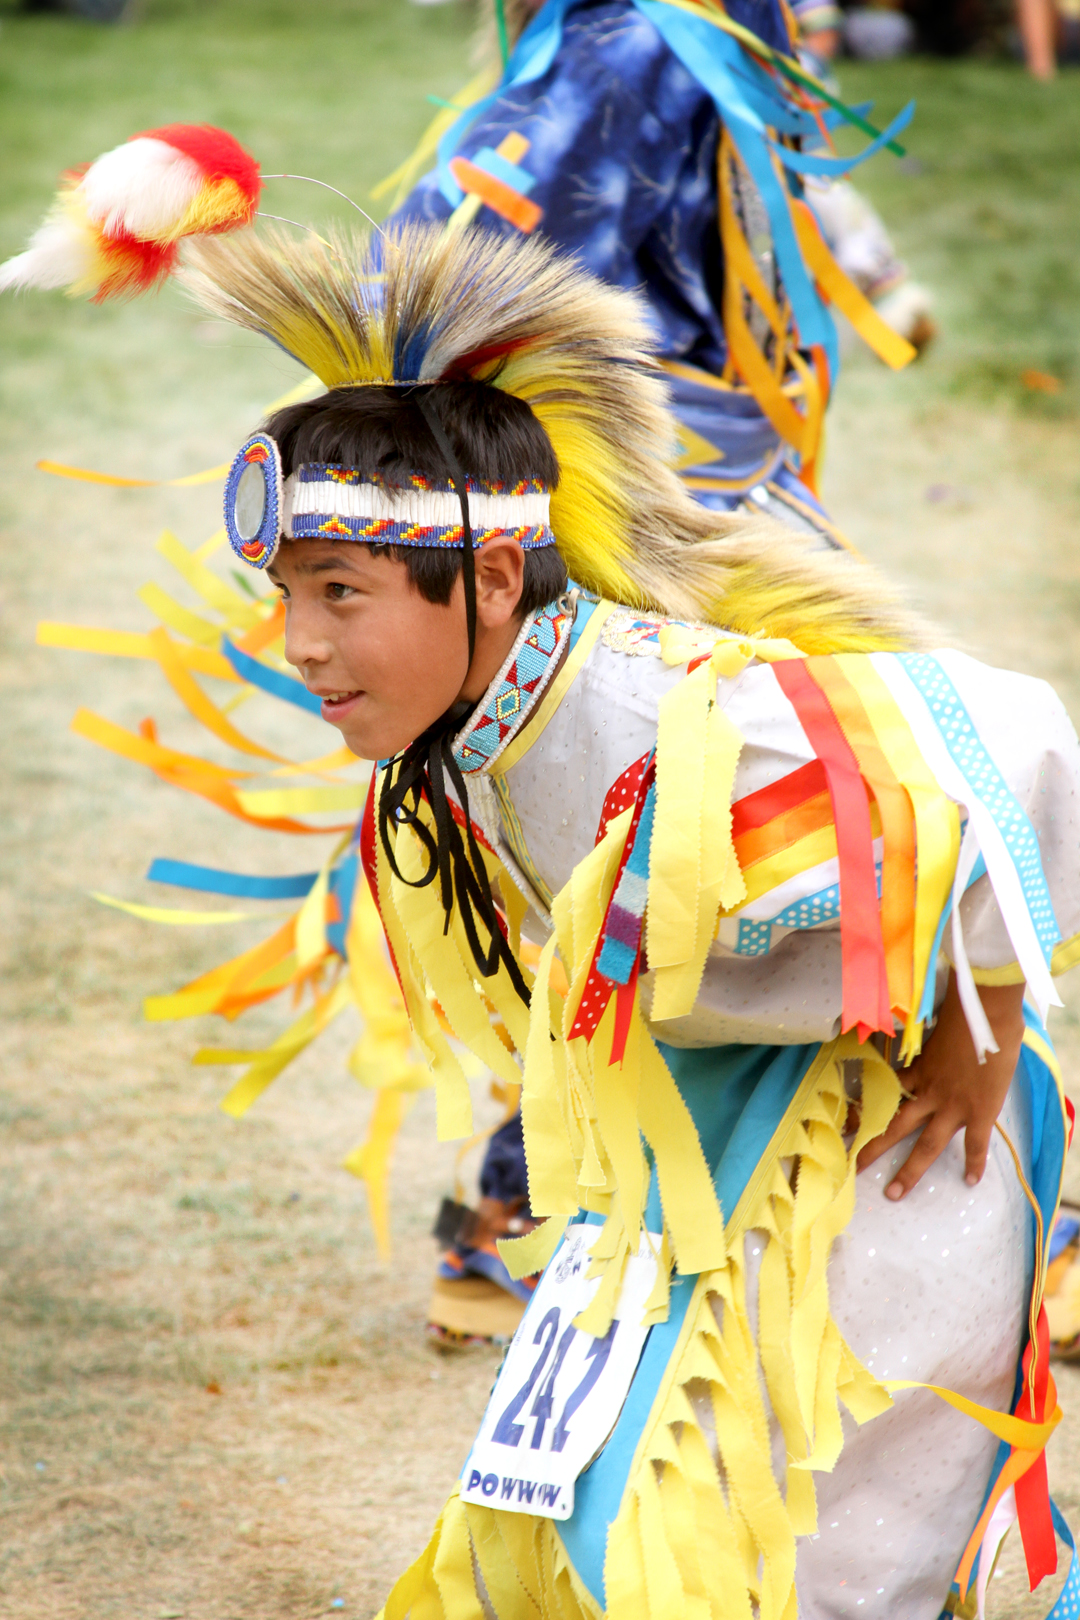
[[334, 712, 436, 764]]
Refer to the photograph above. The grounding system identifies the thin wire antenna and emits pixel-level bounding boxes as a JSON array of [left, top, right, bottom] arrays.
[[262, 174, 391, 241], [255, 212, 336, 249]]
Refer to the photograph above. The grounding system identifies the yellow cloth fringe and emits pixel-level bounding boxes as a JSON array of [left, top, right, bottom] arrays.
[[368, 629, 975, 1618], [648, 633, 801, 1021], [373, 629, 932, 1305], [43, 518, 431, 1254], [377, 1038, 902, 1620]]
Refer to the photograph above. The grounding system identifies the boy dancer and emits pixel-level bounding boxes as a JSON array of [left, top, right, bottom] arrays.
[[386, 0, 928, 1327], [216, 225, 1079, 1620], [5, 161, 1078, 1615]]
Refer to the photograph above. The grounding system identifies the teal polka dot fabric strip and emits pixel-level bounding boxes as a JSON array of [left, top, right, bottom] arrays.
[[898, 654, 1060, 967], [1048, 1501, 1080, 1620]]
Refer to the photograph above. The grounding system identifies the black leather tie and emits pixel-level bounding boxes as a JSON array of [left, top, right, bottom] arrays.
[[376, 391, 531, 1006]]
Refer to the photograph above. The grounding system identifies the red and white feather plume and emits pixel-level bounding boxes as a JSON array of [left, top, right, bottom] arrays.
[[0, 125, 261, 301]]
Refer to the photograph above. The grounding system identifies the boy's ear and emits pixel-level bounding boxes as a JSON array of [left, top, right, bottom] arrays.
[[474, 535, 526, 628]]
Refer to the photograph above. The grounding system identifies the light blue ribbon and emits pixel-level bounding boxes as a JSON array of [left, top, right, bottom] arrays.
[[146, 858, 320, 900], [770, 100, 914, 175], [221, 637, 324, 715], [436, 0, 578, 207], [1048, 1501, 1080, 1620], [633, 0, 834, 368], [899, 654, 1061, 976]]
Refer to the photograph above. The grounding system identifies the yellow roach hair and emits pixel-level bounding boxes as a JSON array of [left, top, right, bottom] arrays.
[[182, 220, 925, 654]]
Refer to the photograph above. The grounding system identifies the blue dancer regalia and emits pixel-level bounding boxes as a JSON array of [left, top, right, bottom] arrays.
[[387, 0, 916, 539]]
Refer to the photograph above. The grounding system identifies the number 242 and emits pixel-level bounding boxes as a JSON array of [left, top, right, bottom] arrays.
[[491, 1308, 618, 1453]]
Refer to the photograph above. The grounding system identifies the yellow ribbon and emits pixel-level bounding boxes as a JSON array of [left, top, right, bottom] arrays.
[[156, 529, 266, 629], [885, 1381, 1061, 1452], [792, 199, 917, 371], [835, 655, 960, 1059], [90, 892, 277, 926], [148, 626, 300, 765], [35, 375, 323, 491], [342, 1090, 417, 1260], [35, 457, 228, 488], [648, 634, 803, 1020], [295, 830, 351, 970], [233, 784, 368, 817], [370, 66, 501, 208], [719, 133, 816, 459], [37, 622, 241, 684], [206, 976, 354, 1117], [137, 583, 223, 648], [497, 1214, 570, 1281]]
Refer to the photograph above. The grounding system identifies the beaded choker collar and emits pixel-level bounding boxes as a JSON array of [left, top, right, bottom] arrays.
[[452, 598, 573, 776]]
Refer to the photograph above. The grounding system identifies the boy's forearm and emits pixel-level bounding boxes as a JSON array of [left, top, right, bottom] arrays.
[[975, 979, 1027, 1049]]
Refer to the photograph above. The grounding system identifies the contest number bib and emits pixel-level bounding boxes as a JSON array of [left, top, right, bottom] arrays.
[[460, 1225, 659, 1521]]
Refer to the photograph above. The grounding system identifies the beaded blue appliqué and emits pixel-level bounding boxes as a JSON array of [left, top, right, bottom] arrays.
[[225, 433, 283, 569], [453, 599, 572, 775]]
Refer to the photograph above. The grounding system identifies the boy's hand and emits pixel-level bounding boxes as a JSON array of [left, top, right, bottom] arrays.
[[856, 974, 1027, 1201]]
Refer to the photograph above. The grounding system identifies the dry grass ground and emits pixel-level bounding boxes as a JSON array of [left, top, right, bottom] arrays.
[[1, 11, 1079, 1618]]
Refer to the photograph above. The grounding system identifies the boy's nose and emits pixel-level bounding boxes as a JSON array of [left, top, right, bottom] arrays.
[[283, 603, 331, 672]]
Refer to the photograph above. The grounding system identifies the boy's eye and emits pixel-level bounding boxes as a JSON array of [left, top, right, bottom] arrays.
[[327, 581, 355, 601]]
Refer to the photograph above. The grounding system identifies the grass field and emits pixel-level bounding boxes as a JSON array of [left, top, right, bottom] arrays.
[[1, 5, 1080, 1617]]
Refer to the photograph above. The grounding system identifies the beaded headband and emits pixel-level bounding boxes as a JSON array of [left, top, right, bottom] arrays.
[[224, 433, 555, 570]]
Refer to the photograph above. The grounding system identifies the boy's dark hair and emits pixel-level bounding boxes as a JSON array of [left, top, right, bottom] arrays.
[[265, 380, 568, 618]]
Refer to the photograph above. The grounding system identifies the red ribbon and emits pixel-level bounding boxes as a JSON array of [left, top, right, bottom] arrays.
[[568, 754, 656, 1044], [1014, 1307, 1059, 1588], [771, 660, 891, 1041], [609, 958, 641, 1068], [359, 776, 408, 998], [730, 757, 828, 839]]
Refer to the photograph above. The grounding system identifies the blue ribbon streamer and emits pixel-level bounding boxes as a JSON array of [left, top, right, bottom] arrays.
[[436, 0, 578, 206], [221, 638, 323, 715], [472, 146, 537, 192], [722, 58, 831, 139], [147, 853, 359, 959], [900, 654, 1061, 975], [768, 100, 914, 176], [915, 847, 988, 1026], [1048, 1501, 1080, 1620], [596, 778, 656, 984], [633, 0, 837, 367], [146, 858, 321, 900], [433, 1, 910, 377], [327, 850, 359, 958]]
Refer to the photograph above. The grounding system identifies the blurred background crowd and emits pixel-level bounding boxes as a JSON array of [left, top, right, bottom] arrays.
[[17, 0, 1080, 78]]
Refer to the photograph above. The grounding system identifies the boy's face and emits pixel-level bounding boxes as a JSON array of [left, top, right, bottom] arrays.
[[269, 541, 472, 760]]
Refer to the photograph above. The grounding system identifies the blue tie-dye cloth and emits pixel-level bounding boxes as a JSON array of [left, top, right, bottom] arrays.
[[391, 0, 815, 509]]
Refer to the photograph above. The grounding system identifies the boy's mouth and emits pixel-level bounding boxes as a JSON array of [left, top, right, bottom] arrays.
[[317, 689, 362, 722]]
